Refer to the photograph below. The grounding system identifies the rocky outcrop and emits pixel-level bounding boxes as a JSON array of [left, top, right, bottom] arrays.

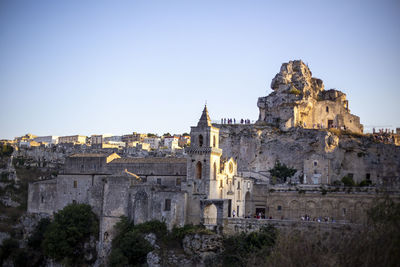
[[257, 60, 363, 133]]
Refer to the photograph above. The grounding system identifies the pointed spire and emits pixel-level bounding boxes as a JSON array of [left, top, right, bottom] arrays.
[[197, 105, 212, 127]]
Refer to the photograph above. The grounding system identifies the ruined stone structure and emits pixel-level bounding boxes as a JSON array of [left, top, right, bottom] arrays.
[[257, 60, 363, 133]]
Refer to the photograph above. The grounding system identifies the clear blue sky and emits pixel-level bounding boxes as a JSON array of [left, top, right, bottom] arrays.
[[1, 0, 399, 139]]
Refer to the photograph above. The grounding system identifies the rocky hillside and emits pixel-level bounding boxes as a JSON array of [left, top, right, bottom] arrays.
[[218, 125, 400, 186]]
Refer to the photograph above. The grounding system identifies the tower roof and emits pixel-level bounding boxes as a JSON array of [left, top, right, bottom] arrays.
[[197, 105, 212, 127]]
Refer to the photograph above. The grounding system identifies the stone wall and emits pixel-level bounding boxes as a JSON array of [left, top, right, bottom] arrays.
[[223, 217, 358, 235]]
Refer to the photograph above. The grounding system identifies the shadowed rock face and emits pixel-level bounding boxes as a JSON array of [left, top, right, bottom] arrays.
[[257, 60, 363, 134]]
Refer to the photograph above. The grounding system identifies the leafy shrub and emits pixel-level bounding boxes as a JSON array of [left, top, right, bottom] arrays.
[[42, 203, 99, 265], [109, 217, 155, 267], [28, 218, 51, 249], [170, 224, 212, 242], [341, 175, 355, 186], [289, 87, 301, 95], [134, 219, 168, 238], [221, 225, 277, 266], [269, 161, 297, 184], [358, 179, 372, 187], [0, 238, 19, 265], [332, 180, 342, 186]]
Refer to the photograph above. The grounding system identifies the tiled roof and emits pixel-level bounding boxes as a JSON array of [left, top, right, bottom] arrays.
[[109, 157, 186, 164], [69, 153, 108, 158]]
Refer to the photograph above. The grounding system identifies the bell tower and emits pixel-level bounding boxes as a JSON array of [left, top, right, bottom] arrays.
[[184, 106, 223, 223]]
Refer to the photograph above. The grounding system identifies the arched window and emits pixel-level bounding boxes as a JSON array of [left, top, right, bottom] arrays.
[[326, 106, 329, 113], [213, 135, 216, 147], [199, 135, 203, 147], [196, 161, 202, 179], [213, 162, 217, 180]]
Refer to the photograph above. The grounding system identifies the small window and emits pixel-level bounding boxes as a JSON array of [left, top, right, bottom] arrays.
[[165, 199, 171, 211], [237, 181, 240, 189], [348, 173, 354, 178], [326, 106, 329, 113], [229, 162, 233, 173], [342, 208, 346, 215], [176, 177, 181, 186], [72, 200, 77, 204], [41, 195, 44, 203], [277, 205, 282, 211], [247, 182, 250, 189], [199, 135, 203, 147], [73, 180, 77, 188], [219, 180, 223, 188], [157, 178, 161, 185], [314, 161, 318, 166], [196, 162, 202, 179], [366, 173, 371, 180], [213, 135, 216, 147]]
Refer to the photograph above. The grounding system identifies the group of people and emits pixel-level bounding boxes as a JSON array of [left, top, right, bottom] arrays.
[[301, 214, 335, 223], [221, 118, 252, 124], [372, 128, 397, 144]]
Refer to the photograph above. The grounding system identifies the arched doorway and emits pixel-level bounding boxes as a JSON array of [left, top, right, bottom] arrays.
[[134, 191, 148, 224], [245, 192, 251, 217], [203, 204, 217, 225]]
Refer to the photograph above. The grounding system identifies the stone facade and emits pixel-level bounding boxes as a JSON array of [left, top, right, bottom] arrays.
[[28, 106, 251, 258]]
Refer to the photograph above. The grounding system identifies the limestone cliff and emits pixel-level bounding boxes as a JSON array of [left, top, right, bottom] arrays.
[[218, 124, 400, 186]]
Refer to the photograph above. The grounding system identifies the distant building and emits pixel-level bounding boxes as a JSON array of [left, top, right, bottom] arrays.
[[122, 132, 147, 145], [19, 140, 41, 148], [104, 136, 122, 143], [143, 137, 161, 149], [163, 136, 180, 150], [34, 136, 59, 145], [179, 135, 191, 147], [59, 135, 87, 145]]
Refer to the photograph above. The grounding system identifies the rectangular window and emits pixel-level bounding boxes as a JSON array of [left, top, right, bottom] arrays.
[[247, 182, 250, 189], [366, 173, 371, 180], [165, 199, 171, 211], [277, 205, 282, 211], [176, 178, 181, 186], [237, 206, 240, 217], [237, 181, 240, 189], [157, 178, 161, 185], [348, 173, 354, 178], [73, 180, 77, 188]]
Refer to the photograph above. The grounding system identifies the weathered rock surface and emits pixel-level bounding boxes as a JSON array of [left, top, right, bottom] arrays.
[[218, 125, 400, 185]]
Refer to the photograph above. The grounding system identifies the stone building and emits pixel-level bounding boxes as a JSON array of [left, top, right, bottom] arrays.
[[257, 60, 363, 133], [58, 135, 87, 144], [28, 106, 252, 254]]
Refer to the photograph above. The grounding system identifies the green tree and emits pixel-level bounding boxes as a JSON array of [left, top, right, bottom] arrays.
[[109, 217, 154, 267], [341, 175, 355, 186], [269, 161, 296, 184], [42, 203, 99, 266]]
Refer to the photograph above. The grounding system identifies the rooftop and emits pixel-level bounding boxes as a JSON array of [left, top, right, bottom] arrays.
[[109, 157, 186, 164]]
